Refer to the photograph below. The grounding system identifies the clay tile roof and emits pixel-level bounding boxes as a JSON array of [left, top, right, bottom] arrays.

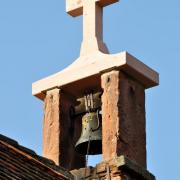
[[0, 134, 73, 180]]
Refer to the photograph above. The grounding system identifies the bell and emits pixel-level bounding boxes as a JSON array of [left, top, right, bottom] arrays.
[[75, 111, 102, 155]]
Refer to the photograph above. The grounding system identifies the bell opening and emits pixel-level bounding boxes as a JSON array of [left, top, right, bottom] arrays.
[[88, 155, 102, 166], [75, 140, 102, 155]]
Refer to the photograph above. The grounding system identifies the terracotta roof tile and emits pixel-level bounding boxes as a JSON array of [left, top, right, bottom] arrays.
[[0, 134, 73, 180]]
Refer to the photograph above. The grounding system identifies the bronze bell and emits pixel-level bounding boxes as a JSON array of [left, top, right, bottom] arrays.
[[75, 111, 102, 155]]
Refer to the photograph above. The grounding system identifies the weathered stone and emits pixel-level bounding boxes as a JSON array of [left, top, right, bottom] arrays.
[[70, 156, 155, 180], [43, 88, 85, 170], [71, 167, 92, 179], [101, 70, 147, 168], [43, 88, 61, 165]]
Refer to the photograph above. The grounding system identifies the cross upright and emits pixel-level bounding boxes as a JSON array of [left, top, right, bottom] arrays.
[[66, 0, 119, 56]]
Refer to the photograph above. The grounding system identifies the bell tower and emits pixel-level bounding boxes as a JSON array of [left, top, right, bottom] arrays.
[[32, 0, 159, 179]]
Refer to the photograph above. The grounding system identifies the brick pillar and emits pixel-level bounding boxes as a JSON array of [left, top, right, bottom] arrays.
[[43, 88, 85, 170], [101, 70, 146, 168]]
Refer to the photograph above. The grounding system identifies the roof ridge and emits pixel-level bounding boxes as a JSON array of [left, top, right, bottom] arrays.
[[0, 134, 37, 155]]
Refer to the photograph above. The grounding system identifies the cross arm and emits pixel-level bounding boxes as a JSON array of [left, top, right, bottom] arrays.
[[66, 0, 119, 17]]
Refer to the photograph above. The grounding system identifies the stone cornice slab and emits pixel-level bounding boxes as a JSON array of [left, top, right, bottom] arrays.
[[32, 51, 159, 100]]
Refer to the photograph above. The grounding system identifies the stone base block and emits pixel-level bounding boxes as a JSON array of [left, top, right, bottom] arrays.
[[71, 155, 155, 180]]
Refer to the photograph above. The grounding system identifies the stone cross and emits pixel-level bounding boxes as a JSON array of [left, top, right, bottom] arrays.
[[66, 0, 119, 56]]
